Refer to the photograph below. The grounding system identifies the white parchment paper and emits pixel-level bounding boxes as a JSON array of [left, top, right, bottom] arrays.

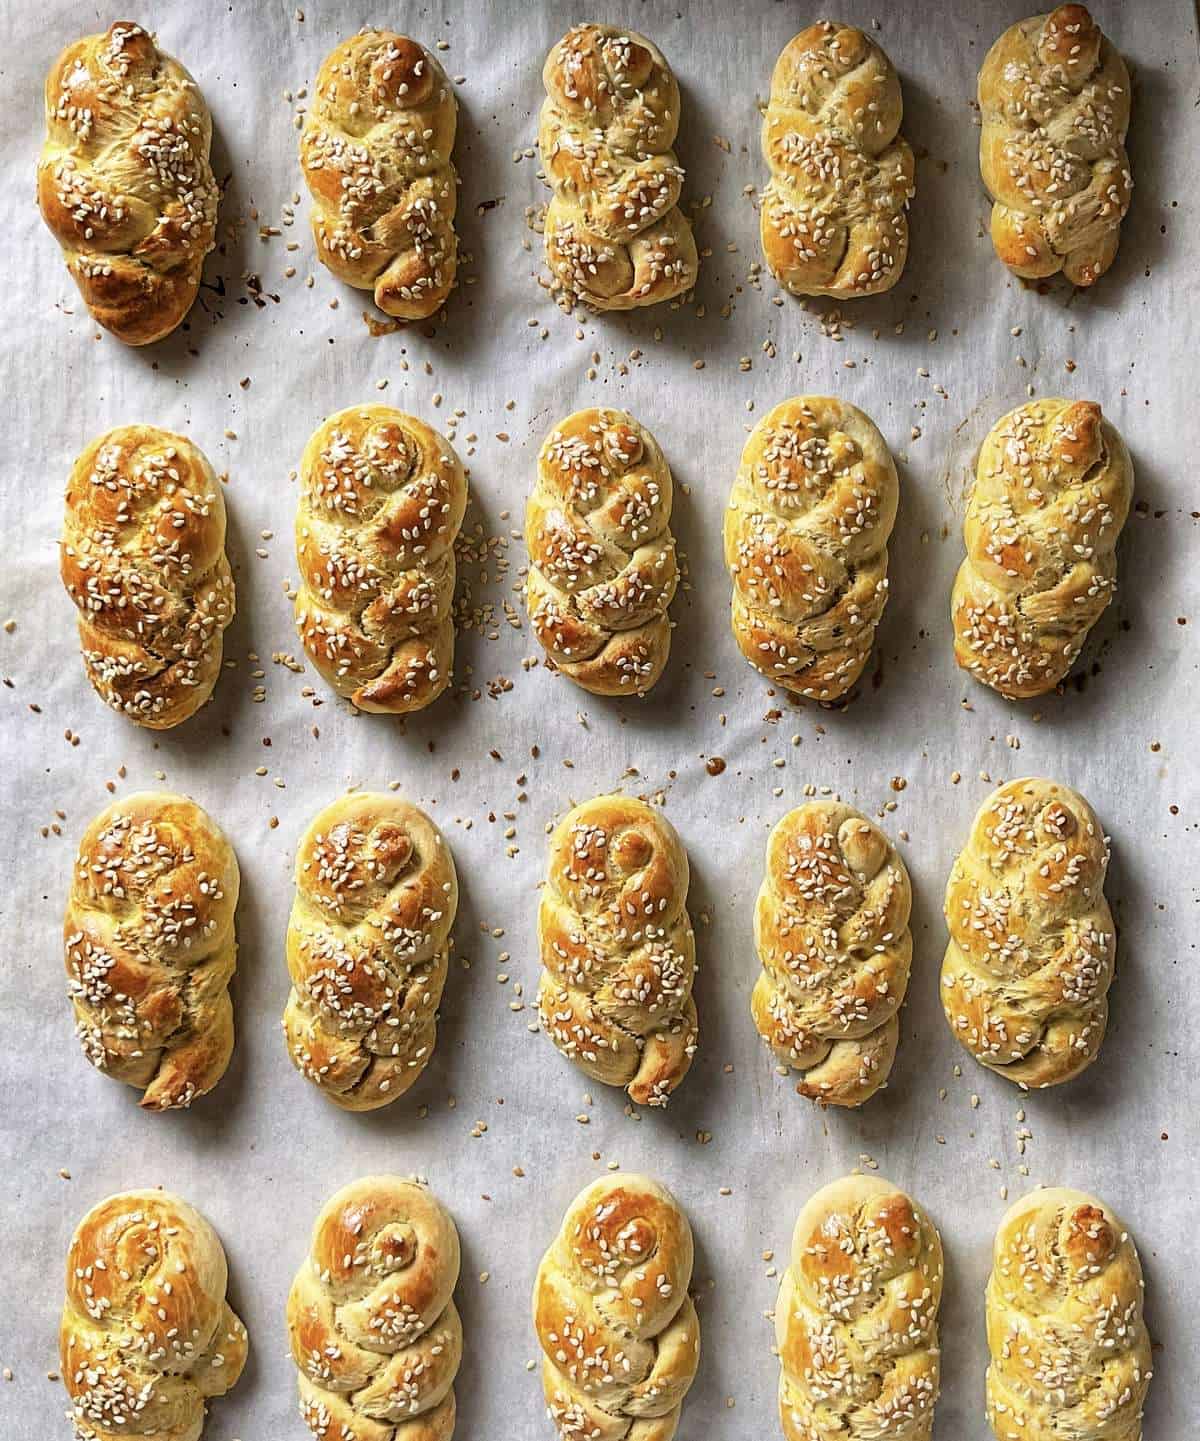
[[1, 1, 1197, 1436]]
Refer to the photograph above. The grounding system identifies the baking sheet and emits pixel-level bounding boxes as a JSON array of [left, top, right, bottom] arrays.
[[1, 0, 1197, 1435]]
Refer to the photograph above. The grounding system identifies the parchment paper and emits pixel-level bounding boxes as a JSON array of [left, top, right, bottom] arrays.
[[1, 1, 1197, 1436]]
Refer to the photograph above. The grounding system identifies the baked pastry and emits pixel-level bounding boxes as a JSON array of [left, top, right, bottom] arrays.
[[38, 22, 218, 345], [61, 1189, 247, 1441], [979, 6, 1132, 287], [60, 425, 235, 728], [724, 396, 898, 702], [301, 29, 458, 319], [539, 23, 698, 310], [761, 22, 915, 297], [942, 778, 1114, 1088], [537, 795, 697, 1108], [65, 792, 239, 1111], [752, 802, 912, 1107], [986, 1187, 1151, 1440], [776, 1175, 943, 1440], [533, 1174, 700, 1439], [525, 408, 678, 696], [952, 399, 1133, 699], [284, 793, 458, 1110], [293, 405, 467, 714], [288, 1176, 461, 1441]]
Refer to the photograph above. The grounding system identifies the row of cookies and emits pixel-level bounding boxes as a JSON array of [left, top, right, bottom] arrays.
[[39, 9, 1133, 346], [66, 777, 1116, 1115], [60, 1170, 1152, 1441]]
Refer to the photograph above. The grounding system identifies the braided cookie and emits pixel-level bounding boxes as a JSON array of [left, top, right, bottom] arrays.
[[537, 795, 697, 1108], [952, 398, 1133, 700], [284, 794, 458, 1111], [761, 22, 914, 298], [289, 1176, 462, 1441], [942, 778, 1114, 1089], [986, 1187, 1151, 1441], [38, 22, 218, 344], [61, 1189, 247, 1441], [65, 792, 238, 1112], [776, 1175, 942, 1441], [752, 802, 911, 1107], [526, 408, 678, 697], [60, 425, 235, 729], [539, 23, 698, 310], [980, 6, 1132, 287], [533, 1174, 700, 1440], [294, 405, 467, 714], [302, 29, 458, 319], [725, 396, 898, 702]]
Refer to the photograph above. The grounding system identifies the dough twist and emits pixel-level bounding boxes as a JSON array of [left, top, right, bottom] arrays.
[[752, 802, 912, 1107], [986, 1187, 1151, 1441], [302, 29, 458, 319], [942, 778, 1115, 1088], [979, 5, 1132, 287], [38, 22, 218, 345], [761, 22, 914, 298], [294, 405, 467, 714], [526, 408, 678, 697], [539, 23, 698, 310], [289, 1176, 462, 1441], [537, 795, 697, 1108], [284, 794, 458, 1111], [534, 1175, 700, 1440]]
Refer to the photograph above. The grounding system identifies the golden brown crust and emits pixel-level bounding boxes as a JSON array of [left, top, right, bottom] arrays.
[[526, 408, 678, 697], [979, 6, 1132, 287], [534, 1175, 700, 1439], [952, 399, 1133, 699], [986, 1187, 1151, 1441], [537, 796, 697, 1108], [942, 778, 1115, 1089], [761, 22, 914, 298], [293, 405, 467, 715], [60, 1189, 247, 1441], [301, 29, 458, 320], [64, 792, 238, 1111], [539, 24, 698, 310], [724, 396, 898, 702], [38, 22, 217, 345], [752, 802, 912, 1107], [776, 1175, 942, 1441], [283, 793, 458, 1111], [289, 1176, 461, 1441], [60, 425, 235, 729]]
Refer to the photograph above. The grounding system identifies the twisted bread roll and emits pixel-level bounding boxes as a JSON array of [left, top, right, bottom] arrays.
[[289, 1176, 462, 1441], [752, 802, 912, 1107], [61, 1189, 247, 1441], [526, 408, 678, 697], [302, 29, 458, 320], [980, 6, 1132, 287], [761, 22, 915, 298], [725, 396, 898, 702], [952, 399, 1133, 700], [537, 796, 697, 1108], [534, 1174, 700, 1440], [942, 778, 1114, 1088], [65, 792, 238, 1112], [539, 24, 698, 310], [284, 794, 457, 1110], [294, 405, 467, 714], [776, 1175, 942, 1441], [986, 1187, 1151, 1441], [60, 425, 235, 729], [38, 22, 218, 345]]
